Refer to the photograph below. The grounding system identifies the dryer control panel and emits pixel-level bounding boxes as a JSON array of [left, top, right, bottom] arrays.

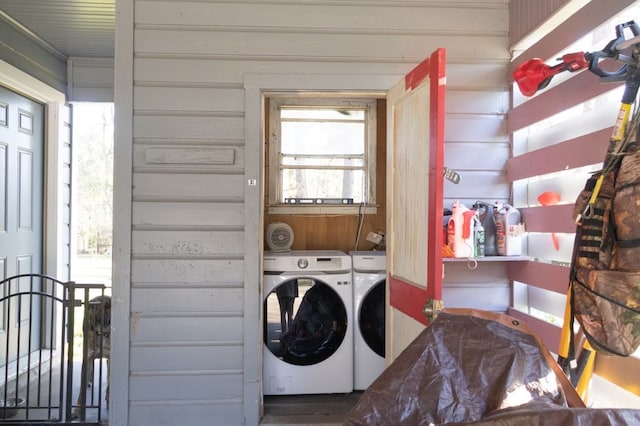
[[264, 250, 351, 273]]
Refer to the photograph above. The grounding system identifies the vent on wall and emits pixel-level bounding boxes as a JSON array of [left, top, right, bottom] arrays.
[[266, 222, 294, 251]]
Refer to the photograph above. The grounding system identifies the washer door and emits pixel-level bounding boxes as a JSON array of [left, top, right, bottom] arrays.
[[359, 280, 386, 357], [264, 277, 348, 366]]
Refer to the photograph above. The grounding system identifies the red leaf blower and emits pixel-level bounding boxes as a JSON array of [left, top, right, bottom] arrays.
[[513, 20, 640, 99], [513, 52, 590, 97]]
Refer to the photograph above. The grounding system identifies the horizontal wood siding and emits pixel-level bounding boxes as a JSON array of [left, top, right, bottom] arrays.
[[68, 58, 115, 102], [130, 0, 509, 423], [443, 262, 510, 312]]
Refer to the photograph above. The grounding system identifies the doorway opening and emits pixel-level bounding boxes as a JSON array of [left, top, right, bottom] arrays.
[[70, 102, 114, 291]]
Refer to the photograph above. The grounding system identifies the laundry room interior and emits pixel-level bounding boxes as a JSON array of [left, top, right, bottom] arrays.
[[259, 87, 514, 421], [261, 97, 390, 413]]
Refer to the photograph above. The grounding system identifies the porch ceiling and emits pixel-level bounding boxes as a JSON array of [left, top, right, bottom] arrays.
[[1, 0, 115, 58]]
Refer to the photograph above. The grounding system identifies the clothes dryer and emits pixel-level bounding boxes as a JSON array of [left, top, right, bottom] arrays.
[[350, 251, 386, 390], [263, 250, 353, 395]]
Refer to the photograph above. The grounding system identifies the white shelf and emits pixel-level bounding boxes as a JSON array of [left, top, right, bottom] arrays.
[[443, 256, 531, 262]]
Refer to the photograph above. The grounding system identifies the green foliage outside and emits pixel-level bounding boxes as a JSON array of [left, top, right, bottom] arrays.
[[73, 103, 114, 256]]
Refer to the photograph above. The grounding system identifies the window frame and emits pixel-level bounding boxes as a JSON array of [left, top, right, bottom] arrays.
[[266, 95, 377, 215]]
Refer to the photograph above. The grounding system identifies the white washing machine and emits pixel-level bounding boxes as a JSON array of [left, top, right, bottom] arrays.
[[350, 251, 386, 390], [263, 250, 353, 395]]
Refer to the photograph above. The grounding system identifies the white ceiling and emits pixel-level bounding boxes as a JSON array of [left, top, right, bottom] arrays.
[[1, 0, 115, 58]]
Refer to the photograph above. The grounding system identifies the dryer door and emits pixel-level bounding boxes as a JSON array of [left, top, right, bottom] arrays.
[[264, 277, 348, 366], [359, 279, 386, 357]]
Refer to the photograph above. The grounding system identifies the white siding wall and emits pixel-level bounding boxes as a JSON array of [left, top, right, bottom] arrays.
[[67, 58, 115, 102], [116, 1, 510, 424]]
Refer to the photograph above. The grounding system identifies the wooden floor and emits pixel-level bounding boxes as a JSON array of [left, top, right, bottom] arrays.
[[261, 391, 363, 425]]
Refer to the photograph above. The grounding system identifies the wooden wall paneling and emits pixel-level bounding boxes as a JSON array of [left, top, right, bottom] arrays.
[[508, 261, 569, 295], [135, 29, 509, 62], [67, 57, 115, 102], [134, 86, 245, 112], [507, 128, 613, 181], [133, 115, 244, 140], [446, 115, 507, 143], [447, 89, 508, 114], [508, 71, 621, 133], [519, 205, 575, 233], [137, 1, 509, 32], [133, 173, 245, 198], [443, 172, 510, 201], [132, 230, 244, 256], [130, 372, 242, 401], [443, 282, 510, 312], [443, 262, 510, 312], [130, 345, 242, 372], [445, 142, 509, 171]]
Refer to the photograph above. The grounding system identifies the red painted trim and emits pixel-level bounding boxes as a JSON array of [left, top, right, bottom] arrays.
[[404, 56, 431, 91], [428, 48, 445, 301], [389, 276, 429, 326]]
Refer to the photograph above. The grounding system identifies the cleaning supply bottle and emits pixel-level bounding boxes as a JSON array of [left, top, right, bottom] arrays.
[[447, 200, 475, 258], [473, 201, 497, 256], [474, 213, 485, 257], [494, 202, 522, 256]]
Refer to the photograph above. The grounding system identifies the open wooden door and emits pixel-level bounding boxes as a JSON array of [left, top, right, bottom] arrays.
[[386, 48, 445, 362]]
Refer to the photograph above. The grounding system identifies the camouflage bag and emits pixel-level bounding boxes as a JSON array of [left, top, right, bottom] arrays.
[[570, 135, 640, 357]]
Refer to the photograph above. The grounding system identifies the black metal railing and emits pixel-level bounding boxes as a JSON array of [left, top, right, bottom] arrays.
[[0, 274, 109, 424]]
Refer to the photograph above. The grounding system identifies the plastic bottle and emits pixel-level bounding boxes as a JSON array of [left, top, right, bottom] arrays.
[[447, 200, 475, 258], [474, 214, 485, 257], [473, 201, 497, 256], [494, 202, 522, 256]]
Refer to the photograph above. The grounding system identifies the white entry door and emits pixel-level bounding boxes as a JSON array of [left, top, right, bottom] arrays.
[[386, 49, 445, 362], [0, 85, 45, 363]]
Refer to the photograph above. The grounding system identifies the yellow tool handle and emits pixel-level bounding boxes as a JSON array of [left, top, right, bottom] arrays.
[[558, 288, 573, 359]]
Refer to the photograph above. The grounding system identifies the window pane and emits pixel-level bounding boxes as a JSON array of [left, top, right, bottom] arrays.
[[282, 169, 364, 202], [281, 121, 364, 155]]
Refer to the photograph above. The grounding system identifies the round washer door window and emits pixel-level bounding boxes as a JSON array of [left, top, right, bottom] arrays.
[[264, 278, 348, 366], [358, 280, 385, 357]]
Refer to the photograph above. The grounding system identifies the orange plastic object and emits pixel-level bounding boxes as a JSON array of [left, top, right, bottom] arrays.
[[538, 192, 561, 250]]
